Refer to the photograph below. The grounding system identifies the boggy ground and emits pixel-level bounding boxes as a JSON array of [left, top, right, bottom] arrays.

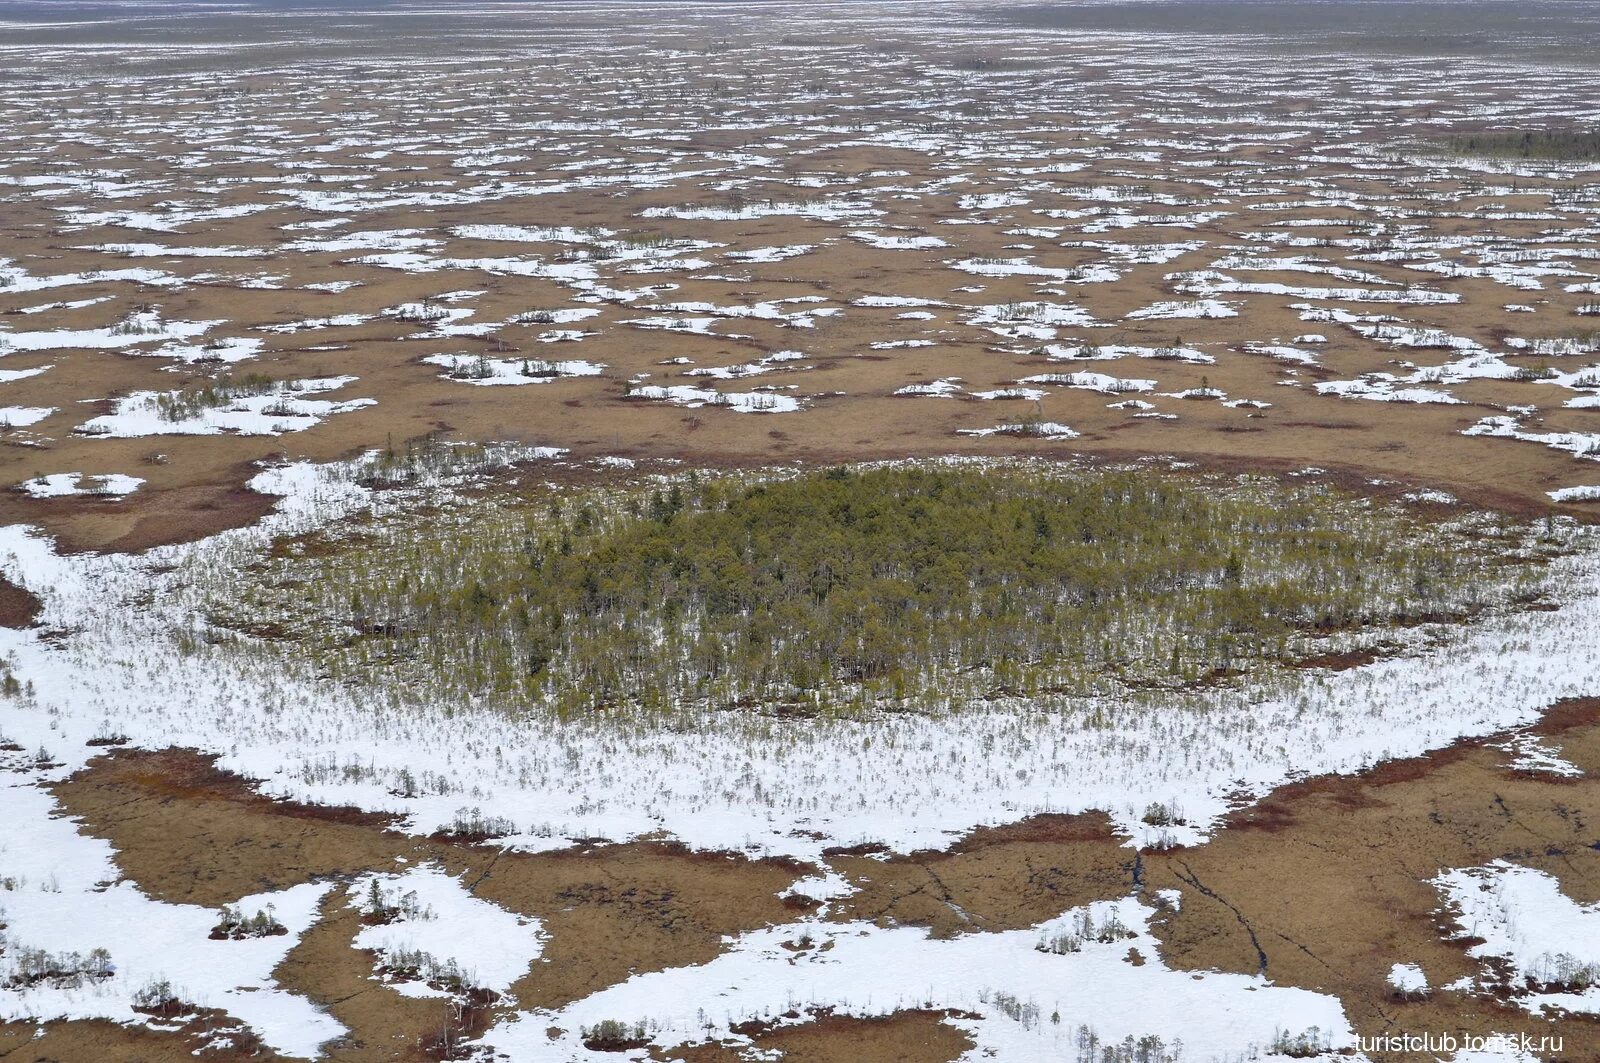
[[6, 3, 1600, 1060], [4, 2, 1600, 553], [1, 698, 1594, 1061], [831, 700, 1600, 1058]]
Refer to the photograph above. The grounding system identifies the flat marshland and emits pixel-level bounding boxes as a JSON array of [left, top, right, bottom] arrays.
[[3, 1, 1600, 1061]]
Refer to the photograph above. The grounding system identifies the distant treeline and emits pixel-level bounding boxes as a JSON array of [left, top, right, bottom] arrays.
[[1441, 129, 1600, 162]]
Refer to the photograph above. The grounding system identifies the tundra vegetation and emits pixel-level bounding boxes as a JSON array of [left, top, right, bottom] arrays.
[[199, 459, 1561, 717]]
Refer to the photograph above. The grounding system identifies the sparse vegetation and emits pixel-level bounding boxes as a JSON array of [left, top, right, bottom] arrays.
[[131, 977, 189, 1016], [378, 947, 479, 994], [1140, 800, 1186, 828], [438, 806, 517, 841], [12, 7, 1600, 1060], [152, 373, 278, 422], [442, 354, 494, 381], [1526, 953, 1600, 993], [359, 878, 435, 925], [1037, 909, 1138, 955], [1072, 1026, 1182, 1063], [1268, 1026, 1332, 1058]]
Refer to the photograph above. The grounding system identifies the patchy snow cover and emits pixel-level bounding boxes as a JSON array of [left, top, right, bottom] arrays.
[[1020, 372, 1154, 395], [1356, 323, 1486, 353], [258, 313, 373, 334], [724, 244, 815, 263], [849, 230, 948, 250], [1061, 239, 1202, 265], [348, 865, 543, 997], [134, 336, 264, 365], [450, 224, 612, 245], [0, 311, 218, 353], [1464, 415, 1600, 463], [966, 301, 1100, 339], [0, 406, 54, 428], [1493, 734, 1582, 778], [623, 314, 721, 335], [60, 203, 273, 233], [1209, 253, 1395, 286], [955, 191, 1030, 211], [640, 298, 835, 328], [1125, 299, 1238, 320], [77, 242, 266, 259], [1173, 270, 1459, 305], [422, 354, 604, 386], [0, 258, 181, 295], [684, 351, 807, 380], [1434, 861, 1600, 1015], [1382, 960, 1433, 1005], [16, 473, 143, 499], [1044, 343, 1213, 365], [952, 258, 1119, 285], [1549, 486, 1600, 502], [1246, 343, 1321, 366], [972, 388, 1046, 402], [4, 446, 1600, 1054], [6, 22, 1600, 1059], [852, 295, 952, 309], [15, 298, 113, 316], [1386, 963, 1429, 997], [624, 384, 802, 413], [1316, 377, 1463, 405], [482, 894, 1352, 1061], [511, 308, 601, 328], [76, 376, 374, 438], [643, 200, 879, 222], [0, 782, 342, 1057], [5, 450, 1599, 864], [957, 422, 1079, 439], [893, 378, 964, 397]]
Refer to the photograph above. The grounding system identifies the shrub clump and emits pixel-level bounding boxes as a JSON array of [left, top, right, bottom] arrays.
[[209, 903, 286, 940], [581, 1018, 649, 1052]]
